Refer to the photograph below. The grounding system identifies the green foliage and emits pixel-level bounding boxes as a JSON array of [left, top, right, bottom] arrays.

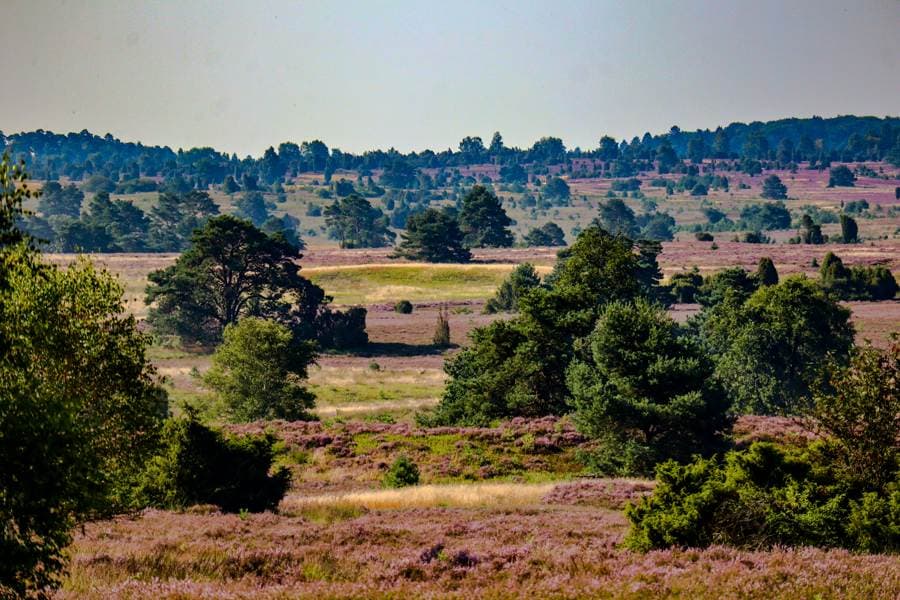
[[798, 214, 825, 244], [828, 165, 856, 187], [523, 222, 566, 247], [459, 185, 513, 248], [568, 300, 731, 475], [595, 198, 637, 237], [146, 215, 340, 346], [392, 208, 471, 262], [36, 181, 83, 219], [667, 268, 703, 303], [637, 212, 676, 241], [83, 192, 151, 251], [812, 339, 899, 490], [542, 176, 571, 201], [427, 226, 663, 426], [261, 214, 304, 250], [760, 175, 788, 199], [203, 318, 316, 422], [324, 194, 395, 248], [698, 276, 854, 414], [819, 251, 898, 300], [689, 183, 708, 196], [627, 348, 900, 557], [137, 414, 290, 513], [484, 263, 541, 314], [739, 202, 791, 231], [695, 267, 758, 307], [383, 455, 420, 488], [754, 257, 779, 286], [625, 442, 870, 552], [394, 299, 413, 314], [839, 214, 858, 243], [234, 191, 270, 226], [148, 190, 220, 251], [1, 168, 167, 597]]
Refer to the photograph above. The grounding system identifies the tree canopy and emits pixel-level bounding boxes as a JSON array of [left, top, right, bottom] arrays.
[[146, 215, 329, 346], [392, 207, 471, 263], [324, 193, 395, 248], [458, 185, 513, 248]]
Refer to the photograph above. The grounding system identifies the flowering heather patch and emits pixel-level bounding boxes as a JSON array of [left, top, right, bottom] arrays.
[[60, 506, 900, 599], [541, 478, 655, 509], [225, 417, 591, 495], [732, 415, 821, 448]]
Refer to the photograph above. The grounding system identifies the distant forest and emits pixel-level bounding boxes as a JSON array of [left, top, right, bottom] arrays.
[[3, 115, 900, 187]]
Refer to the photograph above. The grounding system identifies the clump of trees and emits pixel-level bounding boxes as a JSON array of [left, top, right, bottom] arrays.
[[626, 339, 900, 554], [392, 208, 471, 262], [697, 276, 854, 414], [568, 300, 731, 474], [325, 193, 395, 248], [819, 251, 898, 300], [423, 226, 667, 427], [1, 155, 168, 595], [2, 155, 299, 594], [523, 222, 566, 247], [146, 215, 367, 348]]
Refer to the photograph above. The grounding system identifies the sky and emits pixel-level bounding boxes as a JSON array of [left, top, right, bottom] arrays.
[[1, 0, 897, 157]]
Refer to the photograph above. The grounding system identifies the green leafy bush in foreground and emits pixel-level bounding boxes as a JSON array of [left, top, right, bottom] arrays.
[[137, 415, 290, 513], [627, 340, 900, 554], [625, 441, 899, 553]]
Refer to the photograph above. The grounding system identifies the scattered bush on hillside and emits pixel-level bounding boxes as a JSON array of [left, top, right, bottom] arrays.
[[383, 455, 420, 488]]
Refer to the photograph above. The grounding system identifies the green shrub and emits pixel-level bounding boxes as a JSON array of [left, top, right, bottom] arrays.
[[203, 318, 317, 422], [394, 299, 414, 314], [137, 415, 290, 513], [383, 455, 420, 488], [625, 441, 891, 552], [627, 340, 900, 553]]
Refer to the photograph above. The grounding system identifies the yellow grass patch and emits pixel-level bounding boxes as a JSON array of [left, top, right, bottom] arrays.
[[281, 481, 558, 512]]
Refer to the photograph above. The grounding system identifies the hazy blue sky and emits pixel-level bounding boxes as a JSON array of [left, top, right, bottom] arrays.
[[1, 0, 897, 156]]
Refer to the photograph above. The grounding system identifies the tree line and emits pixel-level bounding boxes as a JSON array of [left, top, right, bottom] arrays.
[[4, 115, 898, 189]]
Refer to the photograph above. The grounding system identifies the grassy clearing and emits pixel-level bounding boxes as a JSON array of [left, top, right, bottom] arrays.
[[304, 263, 553, 305], [307, 366, 445, 406], [281, 481, 559, 512]]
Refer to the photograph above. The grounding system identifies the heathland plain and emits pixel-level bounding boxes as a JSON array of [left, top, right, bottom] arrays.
[[5, 120, 900, 598]]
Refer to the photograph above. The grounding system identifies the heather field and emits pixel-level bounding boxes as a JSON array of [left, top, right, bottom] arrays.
[[58, 414, 899, 599]]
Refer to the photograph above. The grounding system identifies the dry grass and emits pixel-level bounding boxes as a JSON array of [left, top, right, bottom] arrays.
[[281, 481, 559, 512]]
